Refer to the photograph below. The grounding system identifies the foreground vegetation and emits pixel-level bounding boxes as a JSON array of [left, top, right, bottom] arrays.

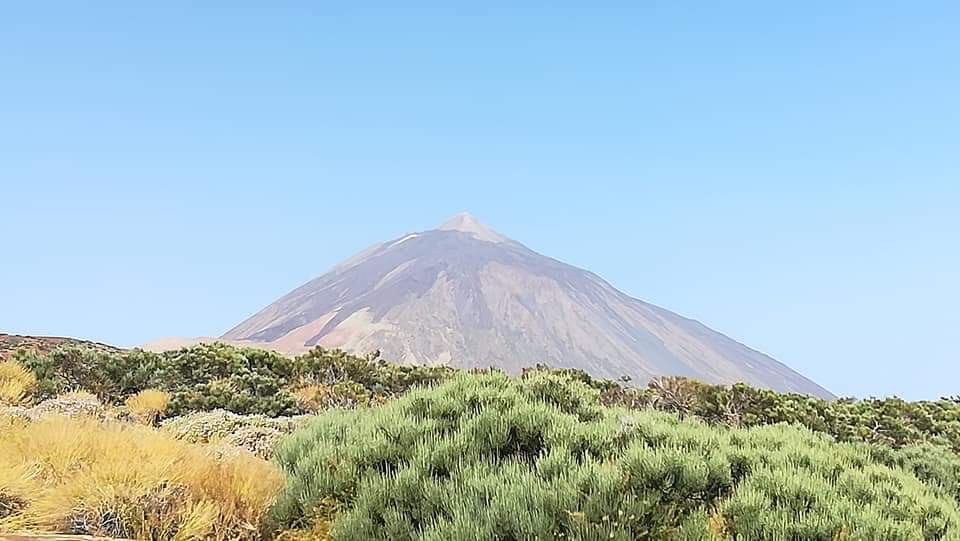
[[0, 415, 280, 540], [274, 371, 960, 540], [2, 342, 960, 539]]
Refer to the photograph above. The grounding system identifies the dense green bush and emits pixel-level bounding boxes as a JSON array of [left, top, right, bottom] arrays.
[[15, 346, 161, 401], [631, 375, 960, 452], [14, 344, 453, 416], [296, 348, 454, 395], [159, 344, 305, 415], [272, 372, 960, 540], [15, 344, 303, 415]]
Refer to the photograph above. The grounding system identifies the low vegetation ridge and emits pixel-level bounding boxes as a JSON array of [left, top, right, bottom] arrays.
[[1, 340, 959, 540], [0, 334, 121, 360]]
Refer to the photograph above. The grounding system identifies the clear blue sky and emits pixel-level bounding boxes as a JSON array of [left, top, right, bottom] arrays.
[[2, 2, 957, 399]]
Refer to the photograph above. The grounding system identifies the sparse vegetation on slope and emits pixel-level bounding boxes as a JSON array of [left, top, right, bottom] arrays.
[[0, 333, 121, 360]]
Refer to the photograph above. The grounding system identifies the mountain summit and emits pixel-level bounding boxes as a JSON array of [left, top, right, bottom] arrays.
[[222, 214, 832, 398], [436, 212, 509, 243]]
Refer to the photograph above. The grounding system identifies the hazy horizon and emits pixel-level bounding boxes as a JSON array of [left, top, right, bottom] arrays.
[[2, 3, 958, 400]]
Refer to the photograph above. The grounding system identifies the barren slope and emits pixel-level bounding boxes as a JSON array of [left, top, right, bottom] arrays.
[[223, 213, 832, 398]]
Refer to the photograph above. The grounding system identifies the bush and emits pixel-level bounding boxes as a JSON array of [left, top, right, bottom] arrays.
[[0, 415, 282, 540], [162, 409, 307, 443], [126, 388, 172, 424], [272, 372, 960, 540], [13, 343, 304, 415], [160, 344, 306, 416], [221, 425, 290, 460], [14, 343, 454, 417], [14, 346, 158, 401], [162, 409, 309, 459], [295, 348, 454, 397], [25, 390, 109, 421], [294, 382, 378, 413], [0, 360, 36, 406], [638, 378, 960, 452]]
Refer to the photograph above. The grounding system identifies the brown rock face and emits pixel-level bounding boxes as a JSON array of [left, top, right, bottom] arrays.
[[223, 213, 832, 398]]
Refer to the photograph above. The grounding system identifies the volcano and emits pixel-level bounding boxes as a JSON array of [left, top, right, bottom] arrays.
[[220, 213, 831, 398]]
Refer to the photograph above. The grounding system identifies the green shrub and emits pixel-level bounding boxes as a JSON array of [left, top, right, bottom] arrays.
[[14, 346, 160, 400], [530, 367, 960, 455], [296, 348, 454, 396], [641, 377, 960, 452], [157, 344, 302, 416], [14, 344, 454, 417], [14, 344, 314, 415], [272, 373, 960, 540]]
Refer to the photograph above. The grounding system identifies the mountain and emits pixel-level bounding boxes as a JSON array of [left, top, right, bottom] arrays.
[[220, 213, 832, 398]]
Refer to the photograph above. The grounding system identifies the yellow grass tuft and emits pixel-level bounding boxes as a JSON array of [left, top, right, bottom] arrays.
[[707, 509, 728, 537], [0, 360, 36, 406], [0, 416, 283, 540], [126, 388, 172, 421]]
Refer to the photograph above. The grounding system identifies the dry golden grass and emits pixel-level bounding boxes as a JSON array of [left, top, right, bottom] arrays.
[[0, 361, 36, 406], [0, 416, 283, 540], [125, 388, 171, 422], [293, 384, 326, 413]]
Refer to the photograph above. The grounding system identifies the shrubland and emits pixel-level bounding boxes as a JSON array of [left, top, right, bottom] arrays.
[[627, 374, 960, 451], [4, 342, 960, 540], [272, 371, 960, 540], [12, 344, 960, 455], [13, 344, 452, 417]]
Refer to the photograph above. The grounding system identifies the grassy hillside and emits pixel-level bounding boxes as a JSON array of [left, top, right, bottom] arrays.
[[2, 340, 960, 540]]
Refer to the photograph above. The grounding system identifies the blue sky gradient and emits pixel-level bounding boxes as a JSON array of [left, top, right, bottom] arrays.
[[1, 2, 957, 399]]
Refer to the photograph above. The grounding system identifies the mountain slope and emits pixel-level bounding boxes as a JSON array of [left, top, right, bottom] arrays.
[[0, 333, 122, 359], [223, 213, 832, 398]]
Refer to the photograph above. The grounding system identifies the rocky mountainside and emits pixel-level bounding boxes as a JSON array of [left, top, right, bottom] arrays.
[[221, 213, 832, 398]]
